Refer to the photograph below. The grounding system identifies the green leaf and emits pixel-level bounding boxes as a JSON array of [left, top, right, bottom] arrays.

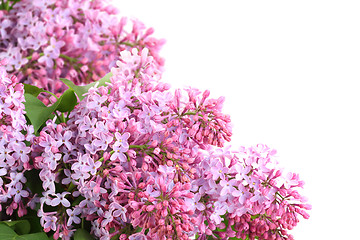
[[0, 224, 16, 240], [59, 78, 87, 101], [23, 84, 58, 99], [16, 232, 49, 240], [22, 214, 43, 234], [61, 72, 112, 101], [56, 89, 77, 113], [24, 88, 78, 133], [95, 72, 113, 87], [0, 220, 31, 235], [23, 72, 112, 133], [23, 84, 45, 97], [0, 224, 49, 240], [73, 228, 94, 240], [23, 94, 59, 134]]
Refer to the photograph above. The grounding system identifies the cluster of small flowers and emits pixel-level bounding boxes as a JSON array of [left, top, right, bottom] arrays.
[[192, 144, 311, 240], [0, 0, 165, 99], [0, 59, 34, 219], [0, 47, 310, 239], [26, 47, 233, 239]]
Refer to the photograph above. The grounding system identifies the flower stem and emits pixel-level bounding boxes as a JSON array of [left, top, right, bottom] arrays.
[[54, 112, 64, 123], [67, 182, 76, 192], [129, 144, 150, 150], [60, 54, 78, 63], [99, 150, 115, 162], [26, 52, 44, 60], [120, 41, 136, 47]]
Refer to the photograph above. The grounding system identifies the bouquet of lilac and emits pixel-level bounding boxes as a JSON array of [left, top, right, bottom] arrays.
[[0, 1, 311, 240], [1, 48, 310, 240]]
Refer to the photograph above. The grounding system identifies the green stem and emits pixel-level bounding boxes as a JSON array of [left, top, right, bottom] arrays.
[[60, 54, 78, 63], [129, 144, 150, 150], [9, 0, 18, 10], [61, 112, 66, 123], [168, 208, 178, 238], [67, 182, 76, 192], [182, 111, 197, 116], [126, 152, 131, 162], [134, 69, 140, 79], [99, 150, 115, 162], [120, 41, 136, 47], [179, 110, 204, 118], [4, 0, 9, 11], [26, 52, 44, 60], [54, 112, 63, 123]]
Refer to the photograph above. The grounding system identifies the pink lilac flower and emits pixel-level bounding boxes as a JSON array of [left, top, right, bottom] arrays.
[[66, 208, 81, 226], [0, 62, 33, 217], [11, 143, 31, 163], [50, 192, 71, 207], [0, 143, 13, 162], [232, 185, 251, 204], [9, 182, 29, 203], [0, 44, 310, 240], [38, 47, 57, 68], [4, 87, 22, 106], [219, 179, 237, 197], [43, 215, 58, 232], [110, 145, 128, 162], [114, 132, 130, 149], [56, 130, 73, 150], [185, 193, 205, 212], [0, 0, 165, 97], [210, 159, 227, 180], [43, 152, 62, 171], [281, 172, 300, 189], [210, 201, 228, 224], [11, 51, 28, 70], [83, 159, 102, 176], [129, 233, 147, 240]]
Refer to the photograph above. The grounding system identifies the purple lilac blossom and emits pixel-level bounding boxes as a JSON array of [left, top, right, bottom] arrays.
[[0, 42, 310, 239]]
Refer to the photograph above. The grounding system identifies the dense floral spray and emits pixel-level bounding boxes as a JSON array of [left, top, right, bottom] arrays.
[[0, 1, 310, 239]]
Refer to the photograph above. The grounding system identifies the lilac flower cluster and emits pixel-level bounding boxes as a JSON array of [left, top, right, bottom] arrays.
[[193, 144, 311, 240], [0, 0, 165, 101], [27, 47, 231, 239], [0, 59, 34, 218], [0, 45, 310, 239]]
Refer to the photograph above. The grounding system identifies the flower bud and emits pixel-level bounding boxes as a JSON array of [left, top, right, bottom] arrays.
[[135, 171, 142, 181]]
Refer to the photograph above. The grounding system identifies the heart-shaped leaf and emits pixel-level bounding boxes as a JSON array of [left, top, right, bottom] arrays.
[[24, 88, 78, 133], [23, 94, 60, 134]]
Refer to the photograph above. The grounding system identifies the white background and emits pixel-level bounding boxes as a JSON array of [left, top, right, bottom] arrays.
[[113, 1, 360, 239]]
